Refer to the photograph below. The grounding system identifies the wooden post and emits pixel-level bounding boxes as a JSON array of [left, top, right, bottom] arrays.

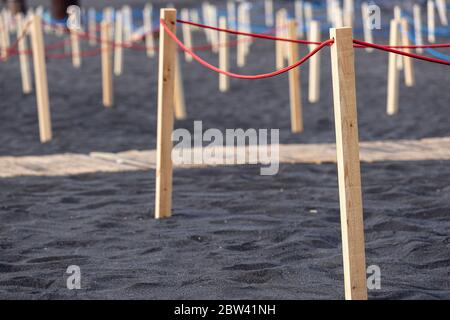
[[295, 0, 305, 38], [334, 1, 344, 28], [330, 27, 367, 301], [0, 13, 9, 60], [343, 0, 354, 27], [275, 9, 287, 69], [219, 16, 229, 92], [227, 0, 236, 29], [400, 18, 415, 87], [181, 9, 193, 62], [287, 20, 303, 133], [113, 11, 123, 76], [436, 0, 448, 26], [361, 2, 374, 52], [174, 53, 186, 120], [30, 14, 52, 143], [394, 6, 404, 71], [209, 5, 219, 53], [387, 19, 400, 115], [308, 21, 321, 103], [428, 0, 436, 43], [122, 5, 132, 46], [70, 24, 81, 68], [413, 4, 424, 53], [237, 3, 246, 67], [155, 8, 177, 219], [143, 4, 155, 58], [265, 0, 274, 27], [101, 21, 113, 107], [16, 13, 32, 94], [88, 7, 96, 46]]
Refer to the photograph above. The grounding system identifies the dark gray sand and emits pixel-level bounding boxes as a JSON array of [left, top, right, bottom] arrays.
[[0, 0, 449, 299]]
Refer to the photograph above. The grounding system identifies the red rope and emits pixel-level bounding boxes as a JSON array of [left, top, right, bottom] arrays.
[[161, 19, 333, 80], [176, 19, 324, 46], [353, 39, 450, 66]]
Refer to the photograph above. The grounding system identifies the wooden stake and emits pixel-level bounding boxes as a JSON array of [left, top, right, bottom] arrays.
[[394, 6, 404, 71], [143, 4, 155, 58], [122, 6, 133, 46], [30, 14, 52, 143], [70, 25, 81, 68], [88, 8, 96, 46], [295, 0, 305, 38], [436, 0, 448, 26], [0, 13, 9, 60], [387, 19, 400, 115], [308, 21, 321, 103], [428, 0, 436, 43], [219, 16, 229, 92], [155, 8, 177, 219], [330, 27, 367, 301], [237, 3, 247, 67], [275, 9, 287, 69], [101, 21, 113, 107], [413, 4, 424, 53], [361, 2, 374, 52], [265, 0, 274, 27], [114, 11, 123, 76], [174, 53, 186, 120], [181, 9, 193, 62], [16, 13, 32, 94], [287, 20, 303, 133], [227, 1, 236, 29], [400, 18, 415, 87], [343, 0, 354, 27]]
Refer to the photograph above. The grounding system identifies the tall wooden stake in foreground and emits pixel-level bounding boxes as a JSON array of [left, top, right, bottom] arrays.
[[30, 14, 52, 143], [155, 9, 177, 219], [101, 21, 113, 107], [330, 27, 367, 300], [287, 20, 303, 133]]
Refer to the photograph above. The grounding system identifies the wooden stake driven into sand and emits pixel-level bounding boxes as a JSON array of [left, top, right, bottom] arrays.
[[413, 4, 424, 54], [174, 53, 187, 120], [308, 20, 321, 103], [361, 2, 374, 53], [101, 21, 113, 107], [275, 9, 287, 69], [114, 11, 124, 76], [400, 18, 415, 87], [265, 0, 274, 27], [394, 6, 404, 71], [330, 27, 367, 301], [295, 0, 305, 38], [428, 0, 436, 43], [387, 19, 400, 115], [88, 7, 96, 46], [155, 8, 177, 219], [30, 14, 52, 143], [181, 9, 193, 62], [237, 3, 247, 68], [219, 16, 230, 93], [143, 4, 155, 58], [70, 23, 81, 69], [436, 0, 448, 26], [0, 13, 9, 61], [16, 13, 32, 94], [287, 20, 303, 133]]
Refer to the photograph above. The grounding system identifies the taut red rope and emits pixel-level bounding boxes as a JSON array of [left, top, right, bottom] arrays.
[[353, 39, 450, 66], [161, 19, 333, 80]]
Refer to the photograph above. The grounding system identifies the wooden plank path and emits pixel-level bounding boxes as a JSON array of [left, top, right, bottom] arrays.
[[1, 137, 450, 178]]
